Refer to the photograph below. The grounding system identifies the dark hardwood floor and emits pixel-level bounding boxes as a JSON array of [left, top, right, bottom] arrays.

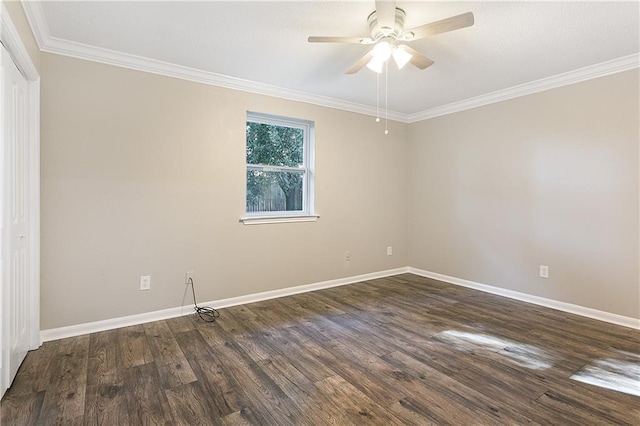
[[2, 273, 639, 425]]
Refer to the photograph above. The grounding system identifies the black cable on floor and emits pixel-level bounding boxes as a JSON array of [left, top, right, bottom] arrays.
[[187, 277, 220, 322]]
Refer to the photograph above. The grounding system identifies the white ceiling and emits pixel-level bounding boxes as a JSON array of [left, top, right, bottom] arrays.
[[23, 1, 640, 119]]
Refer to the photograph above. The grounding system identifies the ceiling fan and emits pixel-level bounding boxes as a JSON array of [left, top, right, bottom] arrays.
[[308, 0, 474, 74]]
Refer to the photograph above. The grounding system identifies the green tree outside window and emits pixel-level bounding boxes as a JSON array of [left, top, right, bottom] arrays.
[[246, 114, 313, 214]]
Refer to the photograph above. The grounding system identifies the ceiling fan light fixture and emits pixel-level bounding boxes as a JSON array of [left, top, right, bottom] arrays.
[[392, 46, 412, 69], [366, 56, 385, 73], [371, 40, 392, 61]]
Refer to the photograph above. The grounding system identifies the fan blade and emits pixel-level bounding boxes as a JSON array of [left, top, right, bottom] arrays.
[[308, 36, 374, 44], [375, 0, 396, 32], [403, 12, 474, 41], [346, 51, 374, 74], [398, 45, 434, 70]]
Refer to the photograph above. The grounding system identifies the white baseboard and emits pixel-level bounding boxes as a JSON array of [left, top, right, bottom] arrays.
[[408, 267, 640, 330], [40, 267, 409, 342], [41, 265, 639, 341]]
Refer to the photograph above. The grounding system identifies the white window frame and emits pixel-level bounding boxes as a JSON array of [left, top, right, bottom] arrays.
[[241, 111, 317, 225]]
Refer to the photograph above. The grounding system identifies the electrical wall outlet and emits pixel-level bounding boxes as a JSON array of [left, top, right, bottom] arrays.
[[387, 246, 393, 256], [539, 265, 549, 279], [185, 271, 194, 285], [140, 275, 151, 290], [344, 251, 351, 262]]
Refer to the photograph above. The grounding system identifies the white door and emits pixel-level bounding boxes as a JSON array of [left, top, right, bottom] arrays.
[[1, 42, 30, 396]]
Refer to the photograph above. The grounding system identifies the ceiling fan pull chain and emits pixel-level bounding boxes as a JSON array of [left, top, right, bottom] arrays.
[[376, 72, 380, 123], [385, 60, 389, 135]]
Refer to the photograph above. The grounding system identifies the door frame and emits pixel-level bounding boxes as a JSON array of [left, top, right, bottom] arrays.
[[1, 3, 41, 397]]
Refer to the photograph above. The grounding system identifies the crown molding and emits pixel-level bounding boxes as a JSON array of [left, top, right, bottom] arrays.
[[408, 53, 640, 123], [18, 0, 49, 49], [22, 1, 639, 125], [43, 37, 412, 122], [1, 3, 39, 80]]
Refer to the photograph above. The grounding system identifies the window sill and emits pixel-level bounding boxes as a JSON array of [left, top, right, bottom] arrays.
[[240, 214, 320, 225]]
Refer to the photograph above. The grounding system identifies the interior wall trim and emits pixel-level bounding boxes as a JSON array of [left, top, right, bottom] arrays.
[[409, 267, 640, 330], [1, 3, 42, 351], [40, 267, 410, 342], [21, 2, 639, 125], [407, 53, 640, 122]]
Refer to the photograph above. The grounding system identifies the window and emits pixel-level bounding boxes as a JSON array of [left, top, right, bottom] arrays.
[[242, 112, 316, 224]]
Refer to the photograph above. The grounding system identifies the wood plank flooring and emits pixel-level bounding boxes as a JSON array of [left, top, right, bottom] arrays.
[[2, 273, 639, 425]]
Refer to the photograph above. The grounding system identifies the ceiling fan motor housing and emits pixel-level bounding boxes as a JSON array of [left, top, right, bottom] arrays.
[[368, 8, 407, 40]]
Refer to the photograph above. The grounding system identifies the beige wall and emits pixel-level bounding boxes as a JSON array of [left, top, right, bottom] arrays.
[[40, 53, 409, 329], [37, 36, 639, 327], [3, 0, 40, 72], [408, 69, 640, 319]]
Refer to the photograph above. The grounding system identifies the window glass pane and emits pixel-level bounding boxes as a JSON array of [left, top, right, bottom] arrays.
[[246, 121, 304, 167], [246, 169, 304, 213]]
